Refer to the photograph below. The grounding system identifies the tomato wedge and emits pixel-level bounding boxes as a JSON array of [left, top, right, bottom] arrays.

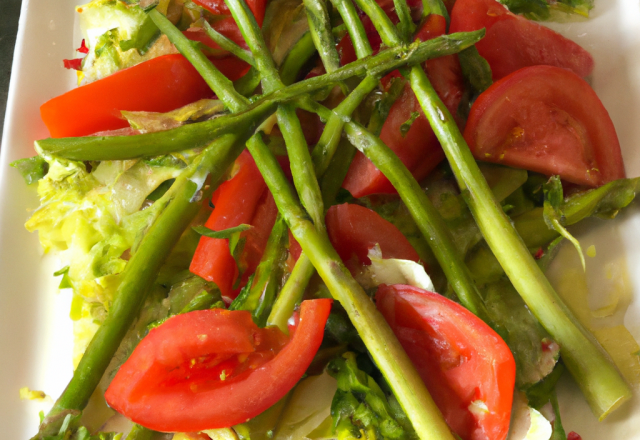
[[449, 0, 594, 80], [40, 54, 214, 138], [190, 151, 275, 299], [105, 299, 332, 432], [326, 203, 420, 272], [342, 14, 463, 197], [376, 285, 515, 440], [464, 65, 625, 187]]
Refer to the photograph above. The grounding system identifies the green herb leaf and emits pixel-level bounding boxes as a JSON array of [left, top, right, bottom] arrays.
[[543, 176, 586, 270], [458, 46, 492, 94], [53, 266, 73, 290], [119, 14, 160, 54], [10, 156, 48, 184], [399, 111, 420, 138]]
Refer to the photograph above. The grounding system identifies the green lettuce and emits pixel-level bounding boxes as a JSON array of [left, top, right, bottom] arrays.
[[26, 155, 184, 318], [77, 0, 175, 82]]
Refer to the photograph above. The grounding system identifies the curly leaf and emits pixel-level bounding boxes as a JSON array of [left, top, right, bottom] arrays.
[[543, 176, 585, 271]]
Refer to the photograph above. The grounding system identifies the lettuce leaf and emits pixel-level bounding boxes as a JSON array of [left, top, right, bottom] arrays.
[[26, 155, 184, 316], [77, 0, 176, 82]]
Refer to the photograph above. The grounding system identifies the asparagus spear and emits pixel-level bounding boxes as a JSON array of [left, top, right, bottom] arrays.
[[230, 215, 289, 327], [351, 0, 631, 418]]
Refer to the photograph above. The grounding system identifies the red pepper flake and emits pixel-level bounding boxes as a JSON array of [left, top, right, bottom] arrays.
[[534, 248, 544, 259], [541, 338, 557, 352], [567, 432, 582, 440], [76, 39, 89, 54], [63, 58, 83, 70]]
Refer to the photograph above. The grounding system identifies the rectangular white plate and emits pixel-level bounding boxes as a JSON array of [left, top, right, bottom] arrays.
[[0, 0, 639, 439]]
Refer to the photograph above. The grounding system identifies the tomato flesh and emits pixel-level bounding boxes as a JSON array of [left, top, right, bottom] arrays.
[[326, 203, 420, 272], [449, 0, 594, 80], [342, 14, 463, 197], [465, 65, 625, 186], [376, 285, 515, 440], [190, 151, 276, 299], [40, 54, 214, 138], [105, 299, 332, 432]]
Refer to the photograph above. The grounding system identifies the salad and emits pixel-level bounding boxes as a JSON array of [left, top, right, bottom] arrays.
[[4, 0, 640, 439]]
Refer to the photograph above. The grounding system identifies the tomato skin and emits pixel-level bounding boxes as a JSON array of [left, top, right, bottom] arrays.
[[376, 285, 515, 440], [190, 151, 270, 298], [40, 54, 214, 138], [449, 0, 594, 80], [342, 15, 463, 197], [105, 299, 332, 432], [464, 65, 625, 187], [326, 203, 420, 272]]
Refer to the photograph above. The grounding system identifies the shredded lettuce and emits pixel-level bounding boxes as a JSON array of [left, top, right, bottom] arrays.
[[26, 155, 184, 320], [77, 0, 176, 82], [358, 245, 435, 292], [122, 99, 227, 133]]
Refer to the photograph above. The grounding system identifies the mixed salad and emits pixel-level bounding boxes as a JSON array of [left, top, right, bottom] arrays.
[[11, 0, 640, 439]]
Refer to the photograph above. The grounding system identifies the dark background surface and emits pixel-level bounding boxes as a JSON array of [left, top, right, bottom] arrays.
[[1, 0, 23, 143]]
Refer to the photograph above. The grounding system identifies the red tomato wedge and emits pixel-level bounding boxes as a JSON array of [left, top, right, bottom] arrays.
[[192, 0, 266, 27], [105, 299, 332, 432], [342, 14, 463, 197], [326, 204, 420, 272], [464, 65, 625, 187], [40, 54, 214, 138], [449, 0, 594, 80], [376, 285, 515, 440], [190, 151, 272, 298]]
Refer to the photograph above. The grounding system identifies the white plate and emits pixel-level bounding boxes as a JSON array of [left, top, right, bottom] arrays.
[[0, 0, 639, 439]]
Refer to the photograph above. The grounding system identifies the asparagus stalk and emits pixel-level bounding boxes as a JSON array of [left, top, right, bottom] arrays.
[[303, 0, 342, 73], [312, 74, 379, 175], [329, 0, 373, 59], [279, 31, 318, 85], [230, 215, 289, 327], [34, 101, 274, 161], [353, 0, 631, 418], [202, 20, 256, 66], [266, 250, 316, 331]]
